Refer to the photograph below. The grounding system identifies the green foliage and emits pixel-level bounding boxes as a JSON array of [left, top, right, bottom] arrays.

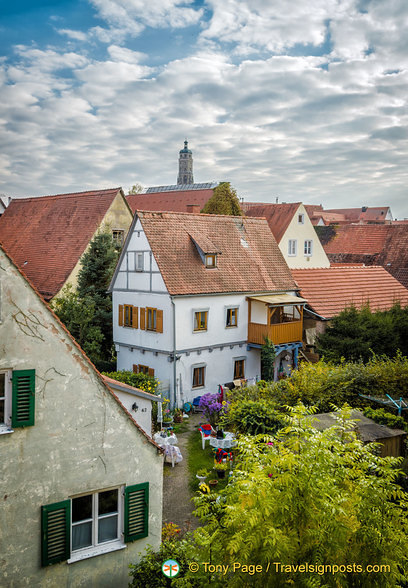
[[128, 183, 143, 194], [51, 230, 119, 370], [200, 182, 242, 216], [316, 303, 408, 362], [129, 535, 201, 587], [261, 337, 276, 381], [193, 405, 408, 587], [102, 370, 159, 395], [363, 407, 408, 432], [222, 399, 285, 435]]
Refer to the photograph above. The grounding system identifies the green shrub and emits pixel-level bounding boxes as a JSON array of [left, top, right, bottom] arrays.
[[102, 370, 159, 395], [222, 399, 285, 435], [363, 407, 408, 432]]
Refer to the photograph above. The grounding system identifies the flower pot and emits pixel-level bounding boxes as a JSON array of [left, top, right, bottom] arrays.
[[216, 469, 226, 479], [209, 479, 218, 487], [196, 475, 207, 484]]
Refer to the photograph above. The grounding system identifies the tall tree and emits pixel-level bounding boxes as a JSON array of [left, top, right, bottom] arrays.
[[201, 182, 243, 215]]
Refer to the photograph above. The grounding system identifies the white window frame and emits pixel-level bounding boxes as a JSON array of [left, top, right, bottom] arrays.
[[0, 370, 12, 433], [205, 254, 217, 268], [135, 252, 144, 272], [288, 239, 297, 256], [304, 240, 313, 256], [69, 487, 124, 563], [298, 213, 305, 224]]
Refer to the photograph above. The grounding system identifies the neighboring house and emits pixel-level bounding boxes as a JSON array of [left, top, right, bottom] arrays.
[[306, 205, 393, 225], [0, 188, 133, 300], [109, 211, 306, 405], [292, 266, 408, 353], [308, 411, 406, 458], [243, 202, 330, 269], [127, 183, 218, 214], [0, 194, 9, 216], [102, 374, 163, 437], [320, 224, 408, 290], [0, 244, 163, 586]]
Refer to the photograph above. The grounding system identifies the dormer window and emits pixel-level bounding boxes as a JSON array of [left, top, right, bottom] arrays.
[[205, 254, 217, 268]]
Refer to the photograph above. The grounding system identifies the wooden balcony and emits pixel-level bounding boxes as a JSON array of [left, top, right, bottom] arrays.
[[248, 321, 303, 346]]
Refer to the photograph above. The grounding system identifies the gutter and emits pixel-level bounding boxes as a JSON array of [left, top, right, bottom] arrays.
[[303, 306, 329, 321]]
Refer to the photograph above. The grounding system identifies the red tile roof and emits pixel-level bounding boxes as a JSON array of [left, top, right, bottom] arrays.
[[292, 266, 408, 319], [127, 188, 214, 214], [0, 188, 124, 299], [323, 225, 389, 255], [137, 211, 297, 295], [324, 206, 391, 223], [242, 202, 301, 243]]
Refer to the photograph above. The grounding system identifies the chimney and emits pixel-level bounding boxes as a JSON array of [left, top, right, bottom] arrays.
[[186, 204, 200, 213]]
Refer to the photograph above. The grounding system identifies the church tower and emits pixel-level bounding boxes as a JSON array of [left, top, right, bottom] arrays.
[[177, 140, 194, 185]]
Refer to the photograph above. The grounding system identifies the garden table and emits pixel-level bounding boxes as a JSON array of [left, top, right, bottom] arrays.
[[209, 432, 236, 449]]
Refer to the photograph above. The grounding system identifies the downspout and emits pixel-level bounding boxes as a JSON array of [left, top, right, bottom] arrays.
[[171, 296, 177, 409]]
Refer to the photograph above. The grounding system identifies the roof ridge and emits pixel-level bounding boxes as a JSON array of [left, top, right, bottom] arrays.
[[10, 188, 122, 202]]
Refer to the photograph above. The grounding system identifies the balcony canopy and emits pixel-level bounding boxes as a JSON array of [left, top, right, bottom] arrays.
[[248, 294, 307, 306]]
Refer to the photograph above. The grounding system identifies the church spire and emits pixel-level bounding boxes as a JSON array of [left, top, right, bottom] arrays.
[[177, 139, 194, 185]]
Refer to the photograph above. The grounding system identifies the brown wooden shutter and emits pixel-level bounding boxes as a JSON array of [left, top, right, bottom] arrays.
[[118, 305, 124, 326], [132, 306, 139, 329], [140, 307, 146, 330], [132, 364, 138, 374], [156, 310, 163, 333], [148, 368, 155, 377]]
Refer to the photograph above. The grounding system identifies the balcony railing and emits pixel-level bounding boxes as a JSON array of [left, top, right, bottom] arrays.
[[248, 321, 303, 346]]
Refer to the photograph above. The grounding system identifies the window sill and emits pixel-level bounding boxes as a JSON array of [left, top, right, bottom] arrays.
[[193, 329, 207, 333], [0, 425, 14, 435], [225, 325, 238, 329], [68, 541, 126, 564]]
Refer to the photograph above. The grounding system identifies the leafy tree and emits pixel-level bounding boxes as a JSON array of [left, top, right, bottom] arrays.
[[261, 337, 276, 381], [52, 231, 119, 370], [193, 405, 408, 587], [128, 183, 144, 194], [201, 182, 242, 215], [316, 303, 408, 362]]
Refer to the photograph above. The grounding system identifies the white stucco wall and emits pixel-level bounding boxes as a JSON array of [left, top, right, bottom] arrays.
[[0, 249, 163, 587], [280, 204, 330, 269], [112, 389, 154, 437]]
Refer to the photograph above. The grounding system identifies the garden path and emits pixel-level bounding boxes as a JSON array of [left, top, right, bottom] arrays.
[[162, 411, 202, 532]]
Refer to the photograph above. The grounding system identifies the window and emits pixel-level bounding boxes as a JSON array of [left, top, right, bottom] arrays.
[[139, 307, 163, 333], [288, 239, 297, 256], [192, 366, 205, 388], [304, 240, 313, 256], [205, 254, 217, 268], [0, 369, 35, 431], [135, 252, 144, 272], [146, 308, 157, 331], [119, 304, 138, 328], [298, 213, 304, 224], [41, 483, 149, 567], [226, 307, 238, 328], [112, 230, 124, 246], [194, 311, 208, 331], [234, 359, 245, 379], [133, 364, 155, 377]]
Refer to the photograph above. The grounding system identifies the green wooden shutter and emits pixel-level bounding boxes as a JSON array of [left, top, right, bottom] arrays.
[[124, 483, 149, 543], [41, 500, 70, 566], [12, 369, 35, 427]]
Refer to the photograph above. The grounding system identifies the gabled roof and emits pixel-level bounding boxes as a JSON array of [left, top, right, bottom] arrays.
[[324, 206, 392, 223], [0, 188, 125, 299], [0, 241, 162, 451], [292, 266, 408, 319], [133, 211, 297, 295], [127, 187, 216, 214], [242, 202, 301, 243], [323, 225, 389, 255]]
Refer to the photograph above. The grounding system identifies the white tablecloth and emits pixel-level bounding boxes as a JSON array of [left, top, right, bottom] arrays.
[[153, 433, 178, 446], [209, 432, 236, 449]]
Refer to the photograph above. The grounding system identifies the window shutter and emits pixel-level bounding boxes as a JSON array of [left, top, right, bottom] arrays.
[[132, 364, 138, 374], [124, 483, 149, 542], [132, 306, 139, 329], [156, 310, 163, 333], [148, 368, 155, 377], [118, 305, 124, 326], [41, 500, 70, 566], [140, 308, 146, 330], [12, 369, 35, 427]]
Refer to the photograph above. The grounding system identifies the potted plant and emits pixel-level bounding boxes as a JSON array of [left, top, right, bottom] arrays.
[[173, 409, 184, 423], [208, 479, 218, 487], [162, 408, 173, 427], [196, 468, 210, 484], [213, 461, 228, 479]]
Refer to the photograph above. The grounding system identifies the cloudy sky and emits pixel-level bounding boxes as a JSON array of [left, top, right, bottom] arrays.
[[1, 0, 407, 217]]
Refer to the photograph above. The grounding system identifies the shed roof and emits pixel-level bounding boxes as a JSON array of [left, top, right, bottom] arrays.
[[0, 188, 125, 299], [123, 211, 297, 296], [292, 266, 408, 319]]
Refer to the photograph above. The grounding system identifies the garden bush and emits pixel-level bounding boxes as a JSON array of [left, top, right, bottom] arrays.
[[221, 399, 285, 435]]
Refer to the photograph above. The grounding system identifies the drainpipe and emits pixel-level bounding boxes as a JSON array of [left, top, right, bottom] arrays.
[[171, 296, 177, 410]]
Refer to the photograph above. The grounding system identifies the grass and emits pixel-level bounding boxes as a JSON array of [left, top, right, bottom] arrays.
[[186, 428, 231, 493]]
